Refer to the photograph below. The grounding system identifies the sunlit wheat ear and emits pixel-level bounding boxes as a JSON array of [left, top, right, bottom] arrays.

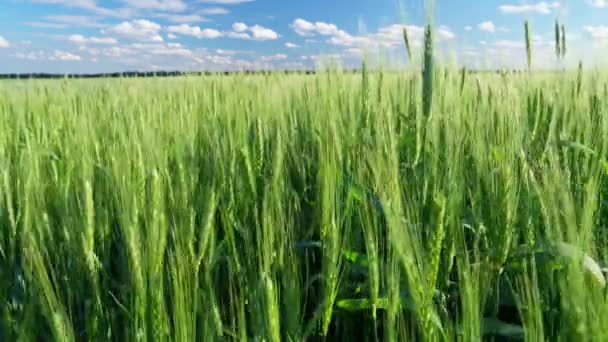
[[555, 20, 561, 60], [561, 24, 567, 59], [524, 20, 532, 71], [403, 26, 412, 61]]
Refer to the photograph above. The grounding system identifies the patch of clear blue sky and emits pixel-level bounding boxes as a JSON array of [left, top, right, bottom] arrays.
[[0, 0, 606, 73]]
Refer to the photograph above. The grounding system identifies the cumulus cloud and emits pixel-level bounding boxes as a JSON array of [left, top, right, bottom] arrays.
[[499, 2, 560, 14], [0, 36, 9, 48], [104, 19, 163, 42], [285, 42, 300, 48], [232, 22, 248, 32], [291, 19, 454, 50], [249, 25, 279, 40], [478, 21, 496, 33], [167, 22, 278, 40], [291, 19, 340, 37], [167, 24, 223, 39]]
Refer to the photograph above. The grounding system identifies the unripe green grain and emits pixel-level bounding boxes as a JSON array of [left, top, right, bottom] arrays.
[[525, 20, 532, 71], [555, 20, 561, 60], [561, 24, 567, 59], [403, 26, 412, 61], [422, 24, 434, 117]]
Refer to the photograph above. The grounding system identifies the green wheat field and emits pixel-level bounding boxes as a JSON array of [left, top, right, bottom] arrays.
[[2, 60, 608, 340]]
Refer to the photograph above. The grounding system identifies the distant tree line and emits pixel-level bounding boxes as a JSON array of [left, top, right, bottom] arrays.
[[0, 68, 547, 80], [0, 70, 324, 79]]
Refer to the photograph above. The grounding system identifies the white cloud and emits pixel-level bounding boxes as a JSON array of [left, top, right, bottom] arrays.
[[68, 34, 118, 44], [17, 49, 82, 61], [121, 0, 187, 11], [285, 42, 300, 48], [26, 22, 70, 29], [104, 19, 163, 42], [43, 15, 107, 28], [89, 42, 199, 61], [53, 50, 82, 61], [478, 21, 496, 33], [15, 52, 41, 60], [0, 36, 9, 48], [167, 22, 278, 41], [195, 0, 253, 3], [259, 53, 287, 62], [167, 33, 177, 39], [158, 14, 207, 23], [292, 19, 454, 51], [167, 24, 223, 39], [493, 40, 525, 49], [130, 42, 193, 56], [499, 2, 560, 14], [232, 22, 248, 32], [291, 19, 340, 37], [465, 26, 473, 31], [30, 0, 133, 18], [249, 25, 279, 40], [437, 26, 456, 39], [590, 0, 608, 8], [200, 7, 229, 14], [227, 32, 251, 39], [30, 0, 97, 8], [583, 26, 608, 39]]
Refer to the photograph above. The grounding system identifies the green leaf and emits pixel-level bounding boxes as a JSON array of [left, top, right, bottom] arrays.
[[552, 241, 606, 288], [482, 318, 525, 339], [506, 241, 606, 288], [342, 250, 370, 268], [558, 139, 597, 156], [335, 298, 389, 311]]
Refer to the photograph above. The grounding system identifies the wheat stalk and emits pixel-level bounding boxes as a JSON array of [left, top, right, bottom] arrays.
[[524, 20, 532, 71]]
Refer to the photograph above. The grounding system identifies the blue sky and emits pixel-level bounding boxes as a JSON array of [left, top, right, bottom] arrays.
[[1, 0, 608, 73]]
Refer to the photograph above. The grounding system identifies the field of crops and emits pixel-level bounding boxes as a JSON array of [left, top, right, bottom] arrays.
[[1, 68, 608, 341]]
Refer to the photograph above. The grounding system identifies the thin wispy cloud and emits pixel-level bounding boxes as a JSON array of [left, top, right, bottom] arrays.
[[499, 2, 560, 14], [590, 0, 608, 8], [583, 26, 608, 39], [68, 34, 118, 44], [195, 0, 254, 4], [121, 0, 187, 11]]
